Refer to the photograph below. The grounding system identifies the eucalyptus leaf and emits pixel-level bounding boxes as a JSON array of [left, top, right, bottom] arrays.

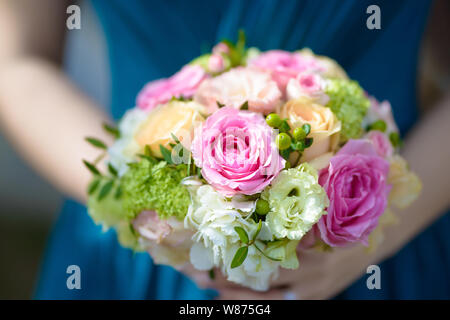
[[83, 160, 101, 176], [108, 163, 118, 177], [85, 137, 107, 150], [98, 180, 114, 201], [159, 145, 174, 164], [231, 246, 248, 268], [114, 184, 123, 199], [102, 123, 120, 139], [87, 178, 100, 195]]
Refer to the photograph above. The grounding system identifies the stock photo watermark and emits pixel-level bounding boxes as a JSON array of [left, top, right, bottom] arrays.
[[366, 264, 381, 290], [66, 5, 81, 30], [366, 5, 381, 30], [66, 265, 81, 290]]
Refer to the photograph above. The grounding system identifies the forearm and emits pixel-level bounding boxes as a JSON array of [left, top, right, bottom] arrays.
[[374, 94, 450, 262], [0, 56, 113, 203]]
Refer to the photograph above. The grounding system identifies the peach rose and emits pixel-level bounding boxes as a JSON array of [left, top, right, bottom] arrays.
[[279, 97, 341, 162], [134, 100, 205, 158], [194, 68, 282, 115]]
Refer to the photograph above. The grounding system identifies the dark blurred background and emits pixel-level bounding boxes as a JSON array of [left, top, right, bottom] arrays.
[[0, 0, 448, 299]]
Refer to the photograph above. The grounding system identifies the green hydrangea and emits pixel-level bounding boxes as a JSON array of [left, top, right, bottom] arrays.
[[122, 159, 190, 220], [325, 78, 370, 141], [262, 163, 329, 241], [87, 178, 138, 249], [87, 178, 132, 228]]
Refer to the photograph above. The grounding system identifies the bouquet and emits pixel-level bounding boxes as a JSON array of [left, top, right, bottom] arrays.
[[84, 33, 421, 291]]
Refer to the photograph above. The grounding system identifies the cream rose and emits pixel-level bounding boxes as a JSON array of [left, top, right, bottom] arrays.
[[388, 155, 422, 209], [279, 97, 341, 162], [134, 100, 205, 158]]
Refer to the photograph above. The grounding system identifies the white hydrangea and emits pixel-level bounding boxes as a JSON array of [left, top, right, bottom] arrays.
[[185, 184, 279, 291], [107, 108, 149, 176]]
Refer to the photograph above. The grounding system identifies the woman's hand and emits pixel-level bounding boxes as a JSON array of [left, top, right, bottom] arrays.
[[217, 245, 374, 300]]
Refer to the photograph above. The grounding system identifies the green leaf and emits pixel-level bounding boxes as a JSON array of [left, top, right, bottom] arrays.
[[280, 148, 291, 160], [87, 178, 100, 195], [254, 243, 282, 262], [98, 180, 114, 201], [279, 120, 291, 133], [216, 101, 225, 108], [83, 160, 101, 176], [252, 220, 263, 241], [231, 246, 248, 268], [304, 137, 314, 148], [85, 137, 107, 150], [234, 226, 249, 244], [240, 101, 249, 110], [208, 269, 215, 280], [159, 145, 174, 164], [102, 123, 120, 139], [108, 163, 118, 177], [302, 123, 311, 136]]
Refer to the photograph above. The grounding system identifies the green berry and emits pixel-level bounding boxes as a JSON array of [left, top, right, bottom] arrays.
[[276, 133, 291, 150], [255, 199, 270, 215], [266, 113, 283, 128], [293, 127, 307, 141]]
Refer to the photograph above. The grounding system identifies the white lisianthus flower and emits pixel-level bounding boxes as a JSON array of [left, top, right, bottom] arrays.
[[107, 108, 149, 176], [263, 163, 329, 240], [185, 183, 280, 291], [223, 243, 279, 291], [185, 184, 255, 266]]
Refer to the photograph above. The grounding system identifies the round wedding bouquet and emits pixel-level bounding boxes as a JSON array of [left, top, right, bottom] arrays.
[[84, 34, 421, 291]]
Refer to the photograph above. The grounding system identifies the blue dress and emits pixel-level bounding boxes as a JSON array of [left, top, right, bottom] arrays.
[[35, 0, 450, 299]]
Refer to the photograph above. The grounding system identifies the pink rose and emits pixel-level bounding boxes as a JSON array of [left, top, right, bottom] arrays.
[[212, 42, 229, 55], [194, 68, 282, 115], [365, 131, 394, 158], [191, 107, 285, 196], [208, 54, 225, 73], [317, 140, 391, 247], [137, 65, 208, 110], [249, 50, 324, 92]]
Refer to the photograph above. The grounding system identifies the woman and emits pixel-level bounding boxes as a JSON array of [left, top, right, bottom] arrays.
[[0, 0, 448, 299]]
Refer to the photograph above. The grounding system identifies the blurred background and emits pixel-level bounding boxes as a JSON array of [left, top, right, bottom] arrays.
[[0, 0, 110, 299], [0, 0, 448, 299]]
